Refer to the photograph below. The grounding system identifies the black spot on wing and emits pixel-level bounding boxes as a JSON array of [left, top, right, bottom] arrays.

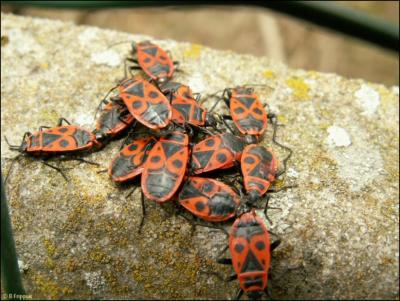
[[205, 139, 215, 147], [59, 139, 69, 147], [151, 156, 161, 163], [253, 107, 263, 114], [234, 107, 245, 114], [202, 181, 214, 193], [172, 159, 183, 168], [149, 91, 159, 99], [255, 241, 265, 250], [128, 143, 138, 151], [195, 201, 206, 212], [234, 243, 244, 253]]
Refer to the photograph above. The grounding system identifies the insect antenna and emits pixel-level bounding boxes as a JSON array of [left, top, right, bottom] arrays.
[[4, 154, 22, 184], [4, 136, 22, 151]]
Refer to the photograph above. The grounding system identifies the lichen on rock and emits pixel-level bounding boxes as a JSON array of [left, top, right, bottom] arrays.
[[1, 13, 399, 300]]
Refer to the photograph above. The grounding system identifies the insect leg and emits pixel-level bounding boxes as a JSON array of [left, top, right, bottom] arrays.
[[42, 160, 68, 181], [270, 239, 281, 252], [137, 190, 146, 234], [270, 116, 293, 177], [57, 118, 72, 126], [235, 288, 244, 300]]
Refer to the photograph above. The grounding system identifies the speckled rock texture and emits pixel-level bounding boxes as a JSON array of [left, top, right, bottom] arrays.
[[1, 13, 399, 300]]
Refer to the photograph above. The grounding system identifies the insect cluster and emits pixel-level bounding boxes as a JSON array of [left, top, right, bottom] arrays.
[[5, 41, 294, 300]]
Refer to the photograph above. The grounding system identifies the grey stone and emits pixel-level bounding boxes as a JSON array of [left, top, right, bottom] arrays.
[[1, 13, 398, 300]]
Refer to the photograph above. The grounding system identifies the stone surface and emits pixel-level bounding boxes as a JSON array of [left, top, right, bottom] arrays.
[[1, 13, 399, 300]]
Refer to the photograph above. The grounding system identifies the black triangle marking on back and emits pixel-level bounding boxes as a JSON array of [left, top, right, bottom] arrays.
[[125, 82, 144, 97], [238, 97, 255, 109], [42, 133, 61, 146], [161, 142, 182, 157], [173, 103, 191, 121], [142, 47, 158, 56], [241, 249, 263, 273], [193, 150, 214, 168], [179, 180, 204, 200]]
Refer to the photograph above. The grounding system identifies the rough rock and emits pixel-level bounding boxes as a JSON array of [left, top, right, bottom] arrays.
[[1, 13, 399, 300]]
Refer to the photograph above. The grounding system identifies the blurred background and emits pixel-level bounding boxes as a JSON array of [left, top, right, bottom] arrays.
[[1, 1, 399, 86]]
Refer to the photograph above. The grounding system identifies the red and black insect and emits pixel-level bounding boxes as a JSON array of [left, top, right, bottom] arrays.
[[217, 209, 281, 300], [6, 118, 102, 155], [159, 81, 194, 100], [210, 86, 272, 144], [109, 136, 157, 183], [116, 77, 172, 130], [178, 177, 241, 222], [126, 41, 178, 84], [93, 100, 135, 142], [171, 94, 218, 128], [190, 132, 245, 175], [5, 118, 101, 180], [141, 131, 189, 203], [241, 144, 278, 203], [158, 81, 218, 129]]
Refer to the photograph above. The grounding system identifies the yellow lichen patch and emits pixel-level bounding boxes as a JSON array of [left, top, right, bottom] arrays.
[[64, 257, 79, 272], [307, 70, 319, 79], [40, 62, 49, 70], [43, 238, 58, 257], [271, 178, 286, 190], [33, 274, 72, 300], [39, 108, 59, 122], [88, 246, 110, 264], [377, 85, 397, 107], [286, 76, 310, 101], [44, 258, 56, 269], [184, 44, 202, 59], [277, 115, 287, 123], [62, 203, 89, 232], [263, 70, 275, 79]]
